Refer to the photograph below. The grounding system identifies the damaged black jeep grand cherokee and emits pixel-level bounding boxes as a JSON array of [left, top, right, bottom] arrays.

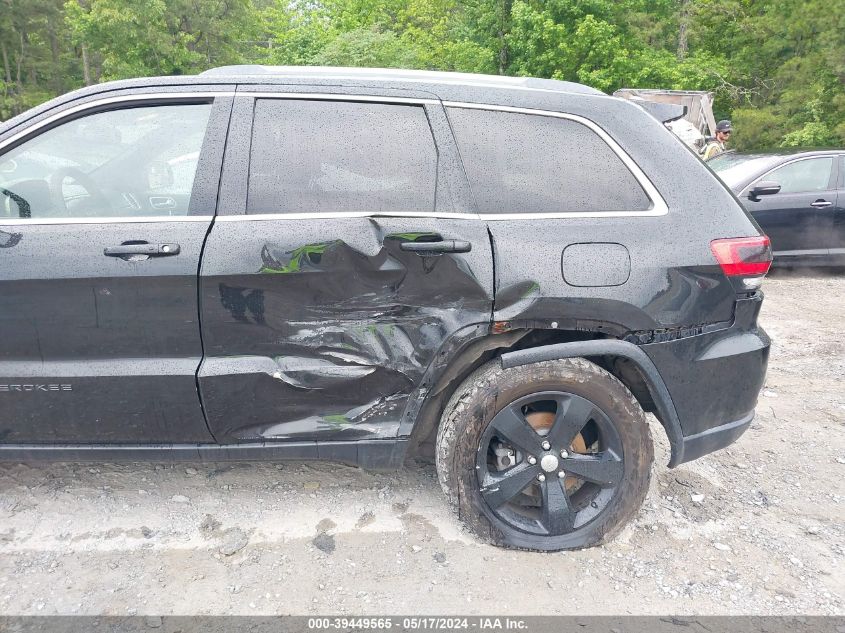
[[0, 67, 771, 550]]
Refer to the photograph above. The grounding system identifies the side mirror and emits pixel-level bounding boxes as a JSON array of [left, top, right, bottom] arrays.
[[748, 180, 781, 200]]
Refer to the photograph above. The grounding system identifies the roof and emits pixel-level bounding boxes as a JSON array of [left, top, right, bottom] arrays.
[[0, 66, 636, 147], [199, 65, 604, 96]]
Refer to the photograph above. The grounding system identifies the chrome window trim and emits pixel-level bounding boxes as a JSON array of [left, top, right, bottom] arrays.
[[0, 209, 667, 225], [0, 215, 211, 226], [442, 101, 668, 218], [215, 211, 471, 222], [0, 91, 668, 224], [214, 209, 662, 222]]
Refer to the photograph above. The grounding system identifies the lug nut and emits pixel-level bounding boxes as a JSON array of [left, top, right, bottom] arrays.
[[541, 441, 551, 450], [537, 474, 546, 482], [560, 449, 569, 458], [558, 471, 566, 479], [527, 456, 537, 465]]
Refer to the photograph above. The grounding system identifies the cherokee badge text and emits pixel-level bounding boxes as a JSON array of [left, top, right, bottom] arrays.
[[0, 384, 73, 392]]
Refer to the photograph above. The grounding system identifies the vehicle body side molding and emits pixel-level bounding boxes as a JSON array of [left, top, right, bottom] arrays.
[[500, 339, 686, 467], [0, 439, 408, 471]]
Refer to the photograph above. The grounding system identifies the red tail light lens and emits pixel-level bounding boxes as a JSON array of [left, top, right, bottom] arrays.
[[710, 236, 772, 277]]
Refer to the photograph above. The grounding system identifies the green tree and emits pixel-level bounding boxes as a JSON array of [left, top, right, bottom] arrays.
[[689, 0, 845, 149], [0, 0, 71, 119], [0, 0, 842, 151], [64, 0, 257, 80]]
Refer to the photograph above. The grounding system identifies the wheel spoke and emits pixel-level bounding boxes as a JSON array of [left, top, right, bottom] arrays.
[[480, 462, 540, 509], [489, 404, 543, 455], [540, 478, 575, 535], [561, 451, 623, 487], [546, 395, 597, 448]]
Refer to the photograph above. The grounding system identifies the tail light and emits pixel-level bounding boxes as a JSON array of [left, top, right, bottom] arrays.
[[710, 236, 772, 291]]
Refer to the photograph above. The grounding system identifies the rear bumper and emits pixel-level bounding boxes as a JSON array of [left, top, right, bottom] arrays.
[[643, 294, 769, 466], [677, 410, 754, 464]]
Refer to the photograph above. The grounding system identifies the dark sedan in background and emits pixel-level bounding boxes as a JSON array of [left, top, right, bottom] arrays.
[[709, 150, 845, 266]]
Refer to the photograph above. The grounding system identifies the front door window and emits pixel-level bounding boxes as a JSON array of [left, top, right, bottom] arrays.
[[0, 103, 212, 220], [761, 157, 834, 194]]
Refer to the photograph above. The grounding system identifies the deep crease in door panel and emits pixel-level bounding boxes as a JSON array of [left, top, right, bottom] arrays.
[[197, 216, 493, 442]]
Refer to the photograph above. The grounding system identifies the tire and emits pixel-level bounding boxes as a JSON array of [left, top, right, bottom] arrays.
[[435, 357, 653, 551]]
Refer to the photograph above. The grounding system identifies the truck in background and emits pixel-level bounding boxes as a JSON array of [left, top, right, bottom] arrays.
[[614, 88, 717, 152]]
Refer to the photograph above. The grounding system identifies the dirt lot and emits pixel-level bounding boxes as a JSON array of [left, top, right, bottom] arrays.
[[1, 272, 843, 616]]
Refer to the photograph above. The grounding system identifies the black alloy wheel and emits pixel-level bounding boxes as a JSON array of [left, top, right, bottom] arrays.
[[476, 391, 624, 537], [436, 357, 653, 550]]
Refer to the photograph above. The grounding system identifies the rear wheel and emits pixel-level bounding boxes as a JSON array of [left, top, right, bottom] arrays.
[[435, 357, 653, 550]]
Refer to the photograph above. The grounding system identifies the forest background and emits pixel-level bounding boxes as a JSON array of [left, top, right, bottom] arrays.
[[2, 0, 843, 150]]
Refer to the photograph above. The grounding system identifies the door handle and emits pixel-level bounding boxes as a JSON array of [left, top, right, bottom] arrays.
[[399, 240, 472, 255], [104, 242, 180, 257], [810, 199, 833, 208]]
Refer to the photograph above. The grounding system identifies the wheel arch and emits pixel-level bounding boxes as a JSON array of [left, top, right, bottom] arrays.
[[406, 331, 685, 467]]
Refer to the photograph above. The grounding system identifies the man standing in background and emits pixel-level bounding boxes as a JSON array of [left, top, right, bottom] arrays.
[[702, 120, 732, 159]]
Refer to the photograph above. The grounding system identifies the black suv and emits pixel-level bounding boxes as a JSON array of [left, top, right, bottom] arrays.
[[0, 67, 771, 550]]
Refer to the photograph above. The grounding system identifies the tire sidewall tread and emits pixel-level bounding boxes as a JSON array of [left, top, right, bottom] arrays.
[[435, 357, 653, 551]]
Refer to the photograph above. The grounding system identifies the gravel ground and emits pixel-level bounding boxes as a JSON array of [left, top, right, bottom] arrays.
[[0, 271, 843, 616]]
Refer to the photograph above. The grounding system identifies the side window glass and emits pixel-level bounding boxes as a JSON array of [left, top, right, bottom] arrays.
[[0, 103, 212, 220], [763, 157, 833, 194], [447, 107, 651, 214], [247, 100, 437, 214]]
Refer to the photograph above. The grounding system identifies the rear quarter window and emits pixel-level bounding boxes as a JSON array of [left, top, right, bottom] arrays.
[[447, 107, 651, 214]]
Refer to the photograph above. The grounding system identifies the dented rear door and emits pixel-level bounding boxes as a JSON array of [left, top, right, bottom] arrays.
[[197, 88, 493, 443]]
